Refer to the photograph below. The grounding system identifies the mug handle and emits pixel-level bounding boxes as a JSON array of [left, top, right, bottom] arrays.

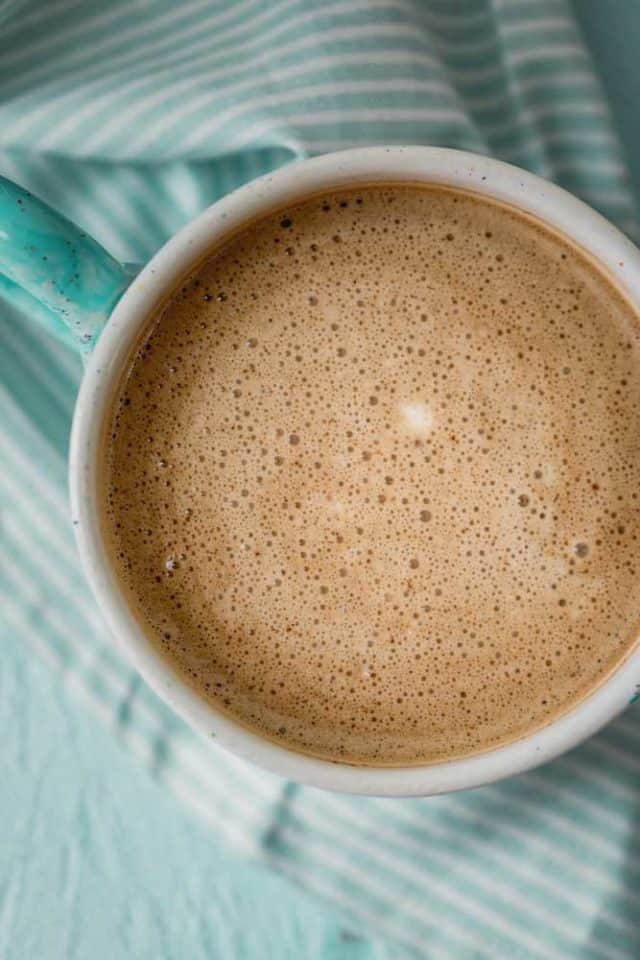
[[0, 175, 135, 355]]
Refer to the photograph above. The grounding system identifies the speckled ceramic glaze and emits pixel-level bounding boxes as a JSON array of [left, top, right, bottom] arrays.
[[4, 148, 640, 795], [0, 175, 132, 353]]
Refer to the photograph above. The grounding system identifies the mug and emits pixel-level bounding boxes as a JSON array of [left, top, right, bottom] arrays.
[[2, 146, 639, 796]]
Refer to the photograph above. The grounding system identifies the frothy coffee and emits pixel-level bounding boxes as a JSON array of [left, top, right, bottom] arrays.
[[103, 184, 640, 765]]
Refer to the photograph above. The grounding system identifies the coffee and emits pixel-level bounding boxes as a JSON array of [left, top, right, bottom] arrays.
[[102, 184, 640, 766]]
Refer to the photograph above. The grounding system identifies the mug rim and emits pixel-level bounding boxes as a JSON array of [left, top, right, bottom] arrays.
[[70, 145, 640, 796]]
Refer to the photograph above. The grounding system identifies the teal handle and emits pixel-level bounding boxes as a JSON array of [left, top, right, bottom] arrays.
[[0, 176, 134, 354]]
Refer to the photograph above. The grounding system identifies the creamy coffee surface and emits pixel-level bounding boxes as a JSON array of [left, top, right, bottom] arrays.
[[103, 185, 640, 765]]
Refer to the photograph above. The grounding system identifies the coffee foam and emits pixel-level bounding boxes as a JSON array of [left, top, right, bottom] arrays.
[[103, 185, 640, 765]]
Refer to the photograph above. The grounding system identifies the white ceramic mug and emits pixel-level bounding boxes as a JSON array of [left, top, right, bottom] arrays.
[[9, 146, 639, 796]]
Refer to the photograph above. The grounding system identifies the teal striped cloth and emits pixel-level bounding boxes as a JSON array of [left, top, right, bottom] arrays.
[[2, 2, 639, 958]]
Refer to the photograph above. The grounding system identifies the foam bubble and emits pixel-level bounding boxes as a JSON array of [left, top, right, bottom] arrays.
[[398, 401, 434, 437]]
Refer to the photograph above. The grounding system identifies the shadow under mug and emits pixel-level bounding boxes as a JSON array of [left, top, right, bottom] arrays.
[[2, 146, 639, 796]]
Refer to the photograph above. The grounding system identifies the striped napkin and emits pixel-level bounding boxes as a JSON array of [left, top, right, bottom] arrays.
[[2, 2, 639, 957]]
